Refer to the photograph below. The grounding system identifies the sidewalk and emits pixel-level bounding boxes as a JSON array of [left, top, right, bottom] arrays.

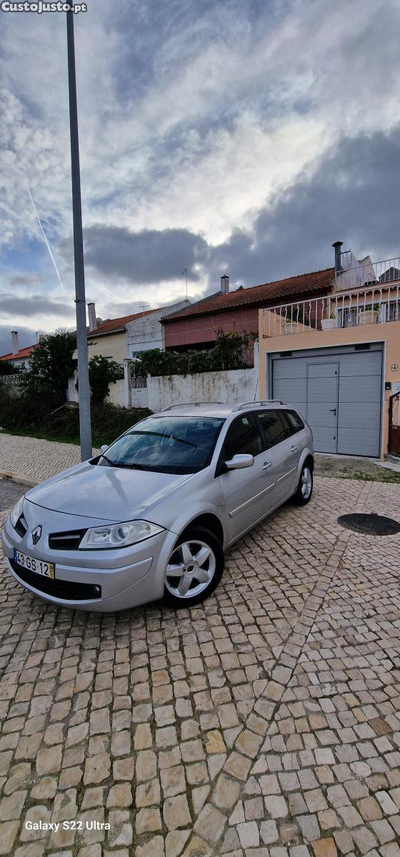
[[0, 433, 100, 484]]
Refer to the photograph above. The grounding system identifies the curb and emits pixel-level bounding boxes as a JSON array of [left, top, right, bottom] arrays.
[[0, 470, 40, 488]]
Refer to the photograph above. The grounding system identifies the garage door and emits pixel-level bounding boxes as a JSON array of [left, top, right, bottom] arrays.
[[271, 347, 383, 457]]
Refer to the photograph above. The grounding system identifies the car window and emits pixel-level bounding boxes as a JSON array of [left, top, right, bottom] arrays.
[[223, 414, 263, 459], [258, 410, 289, 448], [101, 416, 224, 474], [285, 410, 305, 433]]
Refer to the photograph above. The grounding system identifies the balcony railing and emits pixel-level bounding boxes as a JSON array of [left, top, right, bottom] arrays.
[[262, 282, 400, 337]]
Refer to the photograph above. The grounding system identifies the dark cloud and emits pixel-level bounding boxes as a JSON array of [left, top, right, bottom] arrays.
[[101, 301, 151, 318], [0, 325, 38, 358], [78, 127, 400, 298], [207, 125, 400, 288], [102, 293, 186, 318], [83, 226, 209, 284], [9, 274, 43, 287], [0, 294, 75, 320]]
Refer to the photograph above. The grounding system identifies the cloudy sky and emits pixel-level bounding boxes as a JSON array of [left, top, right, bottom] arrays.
[[1, 0, 399, 355]]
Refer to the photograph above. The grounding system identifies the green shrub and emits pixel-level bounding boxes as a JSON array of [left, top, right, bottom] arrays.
[[88, 355, 123, 404], [131, 330, 256, 377], [0, 387, 150, 448]]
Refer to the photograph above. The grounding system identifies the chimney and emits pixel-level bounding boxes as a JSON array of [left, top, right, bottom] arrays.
[[332, 241, 343, 276], [220, 275, 230, 294], [88, 302, 97, 332], [11, 330, 19, 355]]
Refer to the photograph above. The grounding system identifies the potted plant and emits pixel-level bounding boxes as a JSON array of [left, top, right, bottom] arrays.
[[321, 310, 337, 331], [358, 303, 380, 325]]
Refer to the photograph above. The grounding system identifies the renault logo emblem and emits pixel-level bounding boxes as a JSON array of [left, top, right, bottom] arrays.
[[32, 526, 42, 545]]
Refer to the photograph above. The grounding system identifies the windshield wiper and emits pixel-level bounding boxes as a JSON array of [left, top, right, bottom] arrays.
[[100, 452, 117, 467], [102, 457, 145, 470]]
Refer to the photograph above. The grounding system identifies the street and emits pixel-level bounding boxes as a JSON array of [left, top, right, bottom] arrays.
[[0, 440, 399, 856]]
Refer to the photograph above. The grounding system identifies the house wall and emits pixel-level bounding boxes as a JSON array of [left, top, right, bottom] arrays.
[[85, 331, 127, 364], [163, 287, 334, 350], [258, 314, 400, 457], [127, 300, 190, 358], [164, 305, 260, 349]]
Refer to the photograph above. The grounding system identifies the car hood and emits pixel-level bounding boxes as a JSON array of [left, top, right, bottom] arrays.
[[26, 461, 194, 523]]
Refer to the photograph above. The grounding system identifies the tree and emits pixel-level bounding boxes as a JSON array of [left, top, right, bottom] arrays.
[[20, 331, 76, 404], [0, 360, 19, 376], [88, 355, 122, 404]]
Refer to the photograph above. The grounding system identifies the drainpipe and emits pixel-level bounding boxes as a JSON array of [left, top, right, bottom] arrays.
[[332, 241, 343, 276]]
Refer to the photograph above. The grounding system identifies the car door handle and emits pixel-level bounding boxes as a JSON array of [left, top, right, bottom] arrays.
[[263, 461, 272, 470], [290, 445, 298, 452], [329, 408, 337, 414]]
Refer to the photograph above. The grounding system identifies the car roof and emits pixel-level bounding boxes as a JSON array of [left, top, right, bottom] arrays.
[[153, 401, 288, 419]]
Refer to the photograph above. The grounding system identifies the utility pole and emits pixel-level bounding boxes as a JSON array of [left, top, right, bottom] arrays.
[[66, 3, 92, 460]]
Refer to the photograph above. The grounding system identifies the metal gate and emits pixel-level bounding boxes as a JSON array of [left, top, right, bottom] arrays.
[[389, 392, 400, 455], [271, 345, 383, 457]]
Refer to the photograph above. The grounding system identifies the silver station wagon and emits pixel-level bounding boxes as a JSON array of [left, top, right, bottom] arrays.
[[2, 401, 314, 612]]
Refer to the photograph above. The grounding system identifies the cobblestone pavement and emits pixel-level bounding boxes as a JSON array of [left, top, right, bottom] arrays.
[[0, 445, 399, 855], [0, 433, 100, 482], [0, 481, 25, 513]]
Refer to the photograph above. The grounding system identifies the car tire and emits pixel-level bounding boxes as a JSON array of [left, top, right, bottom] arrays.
[[293, 462, 313, 505], [163, 525, 224, 608]]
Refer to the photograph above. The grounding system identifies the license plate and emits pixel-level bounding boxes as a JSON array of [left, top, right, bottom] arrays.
[[13, 549, 55, 579]]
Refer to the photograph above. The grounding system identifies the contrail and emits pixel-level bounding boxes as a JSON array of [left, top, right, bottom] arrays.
[[24, 180, 66, 295]]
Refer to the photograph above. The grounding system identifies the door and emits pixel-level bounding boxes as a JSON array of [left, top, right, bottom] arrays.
[[218, 413, 275, 541], [337, 351, 382, 457], [272, 347, 383, 457], [306, 363, 339, 453], [258, 410, 300, 502]]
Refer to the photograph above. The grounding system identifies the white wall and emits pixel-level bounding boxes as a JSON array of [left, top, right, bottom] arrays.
[[147, 367, 258, 412], [68, 341, 259, 413], [68, 371, 125, 408], [68, 367, 257, 411]]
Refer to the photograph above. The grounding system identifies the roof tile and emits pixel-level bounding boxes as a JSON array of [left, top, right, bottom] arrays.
[[88, 308, 157, 337], [0, 344, 37, 361], [162, 268, 335, 322]]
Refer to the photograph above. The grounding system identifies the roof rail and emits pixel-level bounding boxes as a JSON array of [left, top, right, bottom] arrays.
[[232, 399, 286, 411], [161, 401, 224, 411]]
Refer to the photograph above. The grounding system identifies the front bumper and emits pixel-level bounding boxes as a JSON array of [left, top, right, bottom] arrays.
[[2, 509, 178, 612]]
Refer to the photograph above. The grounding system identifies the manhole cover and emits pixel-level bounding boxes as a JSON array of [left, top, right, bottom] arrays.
[[337, 513, 400, 536]]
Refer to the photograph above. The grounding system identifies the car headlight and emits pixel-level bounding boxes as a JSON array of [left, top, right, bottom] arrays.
[[79, 520, 164, 549], [10, 495, 25, 528]]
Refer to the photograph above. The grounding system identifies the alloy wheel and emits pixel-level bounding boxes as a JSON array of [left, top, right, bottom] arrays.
[[165, 539, 216, 600], [301, 466, 312, 499]]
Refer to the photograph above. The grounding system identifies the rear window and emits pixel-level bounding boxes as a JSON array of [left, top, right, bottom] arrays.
[[285, 410, 305, 433], [258, 410, 288, 447], [101, 416, 224, 474]]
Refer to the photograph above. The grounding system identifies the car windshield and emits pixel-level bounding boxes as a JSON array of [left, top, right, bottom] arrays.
[[100, 416, 225, 474]]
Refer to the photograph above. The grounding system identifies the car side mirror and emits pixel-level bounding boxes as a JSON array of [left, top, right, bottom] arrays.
[[101, 445, 108, 454], [225, 454, 254, 470]]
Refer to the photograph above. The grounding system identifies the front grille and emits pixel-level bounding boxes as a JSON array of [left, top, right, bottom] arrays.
[[14, 516, 27, 538], [49, 530, 86, 550], [10, 560, 102, 601]]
